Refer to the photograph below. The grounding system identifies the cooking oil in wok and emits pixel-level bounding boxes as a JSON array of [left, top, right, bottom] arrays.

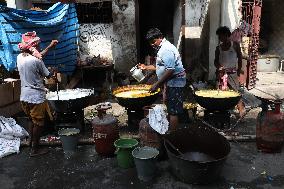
[[179, 151, 216, 162]]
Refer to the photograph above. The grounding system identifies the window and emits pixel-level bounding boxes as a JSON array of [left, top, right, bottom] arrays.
[[75, 2, 112, 23]]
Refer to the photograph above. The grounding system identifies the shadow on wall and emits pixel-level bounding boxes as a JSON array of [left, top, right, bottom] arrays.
[[78, 23, 119, 65], [184, 12, 210, 82], [112, 0, 137, 75]]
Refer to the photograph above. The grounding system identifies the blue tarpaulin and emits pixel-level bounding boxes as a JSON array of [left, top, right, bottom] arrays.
[[0, 3, 79, 74]]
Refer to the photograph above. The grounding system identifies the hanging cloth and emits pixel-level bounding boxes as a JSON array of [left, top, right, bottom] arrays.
[[0, 3, 79, 74]]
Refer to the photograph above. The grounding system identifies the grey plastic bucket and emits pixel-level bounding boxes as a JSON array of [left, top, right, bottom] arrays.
[[58, 128, 80, 152], [132, 146, 159, 182]]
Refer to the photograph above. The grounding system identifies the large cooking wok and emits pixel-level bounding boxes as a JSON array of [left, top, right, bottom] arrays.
[[164, 122, 231, 184], [46, 88, 94, 113], [194, 89, 241, 111], [113, 84, 160, 110]]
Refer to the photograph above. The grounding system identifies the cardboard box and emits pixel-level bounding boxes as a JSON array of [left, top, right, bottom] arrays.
[[13, 80, 21, 101], [0, 101, 22, 117], [0, 82, 14, 107]]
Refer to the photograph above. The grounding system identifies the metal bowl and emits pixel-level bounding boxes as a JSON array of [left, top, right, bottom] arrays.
[[113, 84, 160, 110], [164, 123, 231, 184], [47, 88, 94, 113], [194, 90, 241, 111]]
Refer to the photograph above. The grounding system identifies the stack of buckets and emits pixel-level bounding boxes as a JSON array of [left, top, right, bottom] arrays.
[[114, 138, 159, 182]]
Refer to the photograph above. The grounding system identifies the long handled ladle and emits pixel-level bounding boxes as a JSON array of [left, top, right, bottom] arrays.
[[163, 137, 183, 156]]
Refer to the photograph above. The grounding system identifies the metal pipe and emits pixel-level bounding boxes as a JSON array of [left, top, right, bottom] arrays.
[[21, 137, 95, 147]]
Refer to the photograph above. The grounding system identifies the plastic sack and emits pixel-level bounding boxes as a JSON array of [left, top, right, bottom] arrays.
[[0, 116, 29, 158]]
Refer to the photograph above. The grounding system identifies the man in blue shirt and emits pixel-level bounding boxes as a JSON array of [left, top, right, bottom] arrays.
[[139, 28, 186, 131]]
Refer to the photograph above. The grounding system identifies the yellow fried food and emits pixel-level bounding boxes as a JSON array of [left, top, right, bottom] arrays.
[[183, 102, 198, 110], [195, 90, 240, 98], [115, 90, 158, 98]]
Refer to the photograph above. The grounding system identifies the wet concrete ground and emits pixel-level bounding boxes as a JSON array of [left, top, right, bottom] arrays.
[[1, 96, 284, 189], [1, 141, 284, 189]]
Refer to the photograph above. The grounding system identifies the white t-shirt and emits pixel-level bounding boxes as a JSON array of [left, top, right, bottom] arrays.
[[219, 41, 238, 69], [17, 53, 50, 104]]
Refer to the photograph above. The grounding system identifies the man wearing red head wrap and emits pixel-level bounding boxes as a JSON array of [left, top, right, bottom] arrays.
[[17, 32, 58, 157], [18, 31, 58, 59]]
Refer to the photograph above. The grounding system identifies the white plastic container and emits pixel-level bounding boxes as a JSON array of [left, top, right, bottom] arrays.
[[257, 55, 280, 72]]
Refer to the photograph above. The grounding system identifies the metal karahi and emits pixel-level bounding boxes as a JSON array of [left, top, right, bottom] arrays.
[[194, 89, 241, 111], [46, 88, 94, 113], [164, 123, 231, 184], [113, 84, 160, 110]]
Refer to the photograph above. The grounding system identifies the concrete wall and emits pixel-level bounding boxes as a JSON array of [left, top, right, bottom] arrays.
[[6, 0, 16, 8], [185, 0, 209, 27], [78, 0, 137, 74], [173, 0, 182, 50], [6, 0, 32, 9], [208, 0, 221, 80], [184, 0, 210, 81], [79, 24, 118, 61], [208, 0, 240, 80], [262, 0, 284, 59], [221, 0, 241, 31], [112, 0, 137, 74], [30, 0, 137, 74]]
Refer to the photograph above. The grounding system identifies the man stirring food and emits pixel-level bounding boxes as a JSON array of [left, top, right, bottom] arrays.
[[214, 26, 246, 118], [17, 31, 58, 156], [138, 28, 186, 132]]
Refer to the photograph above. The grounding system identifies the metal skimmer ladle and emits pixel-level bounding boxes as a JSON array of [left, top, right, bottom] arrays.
[[164, 137, 183, 156]]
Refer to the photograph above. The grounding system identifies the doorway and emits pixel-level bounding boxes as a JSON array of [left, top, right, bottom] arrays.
[[137, 0, 175, 62]]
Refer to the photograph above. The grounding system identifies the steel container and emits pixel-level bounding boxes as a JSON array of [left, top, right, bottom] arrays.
[[257, 55, 280, 72], [164, 124, 231, 184]]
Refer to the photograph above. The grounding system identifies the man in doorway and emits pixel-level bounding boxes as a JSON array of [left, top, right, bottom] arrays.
[[214, 26, 246, 118], [139, 28, 186, 132], [17, 31, 58, 156]]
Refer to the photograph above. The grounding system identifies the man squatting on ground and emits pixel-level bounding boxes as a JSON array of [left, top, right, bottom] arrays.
[[139, 28, 186, 131], [17, 31, 58, 156]]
